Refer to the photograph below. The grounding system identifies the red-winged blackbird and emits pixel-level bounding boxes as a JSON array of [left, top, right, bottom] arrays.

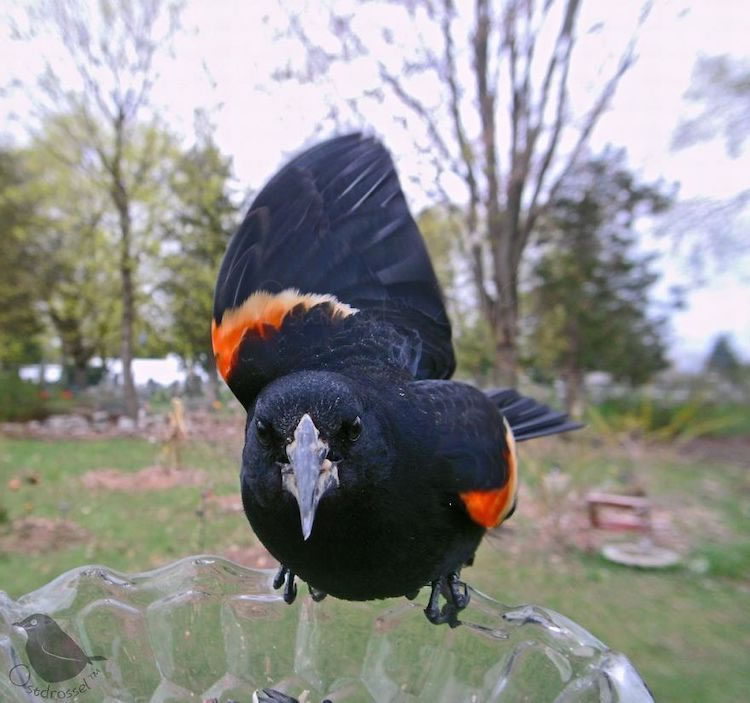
[[213, 134, 580, 625]]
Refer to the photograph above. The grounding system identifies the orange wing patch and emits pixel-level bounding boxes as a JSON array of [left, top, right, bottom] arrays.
[[212, 288, 358, 381], [459, 417, 518, 528]]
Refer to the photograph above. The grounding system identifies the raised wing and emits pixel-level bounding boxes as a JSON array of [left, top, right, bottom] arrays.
[[213, 133, 455, 405]]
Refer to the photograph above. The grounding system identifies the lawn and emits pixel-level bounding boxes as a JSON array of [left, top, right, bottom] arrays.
[[0, 424, 748, 702]]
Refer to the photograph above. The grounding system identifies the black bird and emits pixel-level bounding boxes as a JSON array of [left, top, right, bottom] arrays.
[[212, 134, 580, 625], [12, 613, 106, 683], [254, 688, 330, 703]]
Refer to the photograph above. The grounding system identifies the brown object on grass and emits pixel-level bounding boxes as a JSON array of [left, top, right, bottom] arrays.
[[81, 465, 206, 492], [586, 491, 652, 532], [0, 517, 89, 553]]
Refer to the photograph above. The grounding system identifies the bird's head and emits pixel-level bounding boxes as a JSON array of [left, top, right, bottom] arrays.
[[247, 371, 383, 540], [12, 613, 57, 636]]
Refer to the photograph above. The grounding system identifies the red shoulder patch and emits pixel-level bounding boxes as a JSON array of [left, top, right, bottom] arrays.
[[212, 289, 357, 381], [459, 418, 518, 528]]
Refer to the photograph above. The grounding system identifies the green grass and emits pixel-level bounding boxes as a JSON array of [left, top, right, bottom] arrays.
[[468, 435, 750, 703], [0, 436, 246, 596], [1, 431, 748, 702], [470, 549, 749, 702]]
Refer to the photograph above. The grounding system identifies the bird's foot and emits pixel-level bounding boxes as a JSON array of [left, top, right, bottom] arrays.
[[273, 564, 297, 604], [308, 584, 328, 602], [423, 571, 470, 627]]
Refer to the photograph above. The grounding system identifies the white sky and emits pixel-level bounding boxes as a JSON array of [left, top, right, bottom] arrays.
[[1, 0, 748, 369]]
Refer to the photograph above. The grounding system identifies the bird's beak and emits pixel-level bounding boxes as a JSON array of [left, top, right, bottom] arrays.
[[283, 413, 339, 540]]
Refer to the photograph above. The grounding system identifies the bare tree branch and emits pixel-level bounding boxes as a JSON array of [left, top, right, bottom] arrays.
[[276, 0, 653, 383]]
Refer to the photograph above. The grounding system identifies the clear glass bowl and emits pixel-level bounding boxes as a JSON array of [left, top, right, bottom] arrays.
[[0, 556, 653, 702]]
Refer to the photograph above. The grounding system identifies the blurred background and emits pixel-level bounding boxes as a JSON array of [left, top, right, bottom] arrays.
[[0, 1, 748, 701]]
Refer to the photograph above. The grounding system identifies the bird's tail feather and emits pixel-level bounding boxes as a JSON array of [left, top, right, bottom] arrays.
[[88, 655, 107, 662], [486, 388, 582, 441]]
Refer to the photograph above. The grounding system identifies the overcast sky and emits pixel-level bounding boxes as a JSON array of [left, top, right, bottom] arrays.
[[2, 0, 748, 369]]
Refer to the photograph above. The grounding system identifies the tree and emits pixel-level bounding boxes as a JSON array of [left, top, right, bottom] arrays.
[[672, 55, 750, 158], [279, 0, 653, 383], [705, 334, 743, 385], [22, 114, 122, 387], [18, 0, 183, 417], [418, 206, 496, 385], [161, 132, 242, 399], [664, 55, 750, 276], [0, 148, 44, 367], [525, 153, 671, 415]]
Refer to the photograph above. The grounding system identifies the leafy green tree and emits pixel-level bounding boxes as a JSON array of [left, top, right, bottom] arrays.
[[526, 154, 671, 416], [0, 148, 43, 366], [161, 134, 242, 398], [705, 334, 743, 385], [22, 118, 122, 386], [19, 0, 184, 417]]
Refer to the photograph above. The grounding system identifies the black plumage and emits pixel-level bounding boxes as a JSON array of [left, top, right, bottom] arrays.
[[212, 134, 580, 624]]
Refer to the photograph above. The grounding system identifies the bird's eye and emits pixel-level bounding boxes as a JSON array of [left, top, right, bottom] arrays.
[[344, 416, 362, 442], [255, 418, 273, 448], [30, 618, 37, 626]]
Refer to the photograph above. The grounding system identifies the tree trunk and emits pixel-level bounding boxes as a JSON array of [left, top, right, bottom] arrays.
[[71, 336, 91, 391], [112, 188, 138, 419], [492, 295, 519, 387], [488, 234, 520, 387], [206, 363, 221, 404], [118, 216, 138, 419], [563, 367, 583, 418], [72, 364, 87, 390], [38, 358, 46, 389], [111, 112, 139, 421]]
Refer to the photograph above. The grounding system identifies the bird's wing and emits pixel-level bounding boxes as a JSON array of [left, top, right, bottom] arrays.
[[485, 388, 583, 440], [39, 640, 84, 663], [213, 133, 455, 406], [411, 380, 517, 529]]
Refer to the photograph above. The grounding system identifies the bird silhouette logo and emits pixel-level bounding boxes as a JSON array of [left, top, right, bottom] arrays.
[[12, 613, 107, 683]]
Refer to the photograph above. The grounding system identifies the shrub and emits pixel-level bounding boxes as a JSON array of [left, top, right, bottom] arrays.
[[586, 394, 748, 442], [0, 371, 53, 421]]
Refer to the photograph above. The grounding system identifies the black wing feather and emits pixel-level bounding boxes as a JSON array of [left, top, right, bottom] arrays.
[[485, 388, 583, 441], [214, 133, 455, 383]]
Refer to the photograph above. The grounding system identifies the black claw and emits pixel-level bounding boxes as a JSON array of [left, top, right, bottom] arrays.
[[308, 584, 328, 602], [424, 579, 442, 623], [273, 565, 288, 590], [273, 565, 297, 604], [425, 602, 459, 627], [283, 572, 298, 604], [445, 605, 461, 628], [447, 572, 470, 610], [423, 572, 469, 626]]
